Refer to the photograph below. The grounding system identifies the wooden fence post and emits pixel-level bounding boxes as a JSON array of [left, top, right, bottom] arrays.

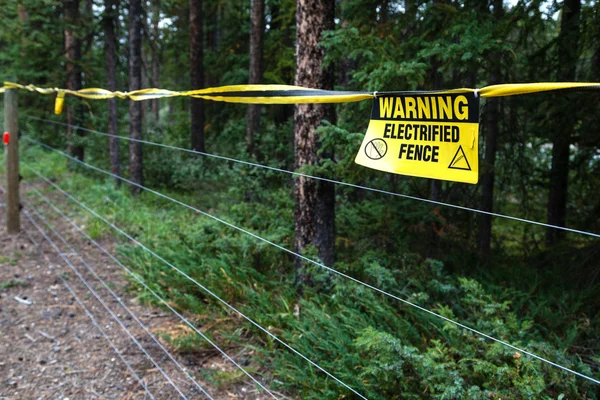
[[4, 82, 20, 234]]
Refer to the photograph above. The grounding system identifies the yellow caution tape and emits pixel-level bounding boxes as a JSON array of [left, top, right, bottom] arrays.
[[2, 81, 600, 115], [478, 82, 600, 97], [54, 91, 65, 115], [4, 80, 599, 184]]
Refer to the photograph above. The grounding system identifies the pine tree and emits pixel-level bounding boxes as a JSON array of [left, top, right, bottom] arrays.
[[294, 0, 336, 287], [246, 0, 264, 156], [129, 0, 143, 195], [104, 0, 120, 184], [478, 0, 504, 256], [64, 0, 84, 161], [190, 0, 205, 152], [547, 0, 581, 242]]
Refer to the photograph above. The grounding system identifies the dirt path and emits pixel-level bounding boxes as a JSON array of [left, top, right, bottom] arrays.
[[0, 189, 272, 399]]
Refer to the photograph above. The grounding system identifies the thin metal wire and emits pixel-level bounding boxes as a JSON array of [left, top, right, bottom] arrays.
[[21, 212, 156, 400], [24, 116, 600, 239], [23, 208, 190, 399], [21, 160, 369, 399], [24, 186, 279, 399], [24, 228, 49, 261], [21, 146, 600, 386], [61, 277, 156, 399], [24, 198, 215, 400]]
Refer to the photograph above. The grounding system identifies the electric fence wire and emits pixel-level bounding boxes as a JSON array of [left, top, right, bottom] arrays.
[[23, 185, 279, 400], [61, 278, 156, 399], [20, 158, 369, 400], [25, 116, 600, 239], [20, 143, 600, 386], [21, 211, 156, 400], [23, 197, 215, 400], [23, 208, 191, 400]]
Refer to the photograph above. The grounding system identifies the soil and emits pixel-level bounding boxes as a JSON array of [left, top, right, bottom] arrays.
[[0, 186, 275, 400]]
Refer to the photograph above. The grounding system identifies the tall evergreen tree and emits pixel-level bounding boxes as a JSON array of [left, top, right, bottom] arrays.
[[129, 0, 143, 195], [190, 0, 205, 152], [547, 0, 581, 242], [294, 0, 336, 286], [104, 0, 120, 184], [478, 0, 504, 256], [64, 0, 84, 161], [427, 0, 447, 257], [151, 0, 160, 120], [246, 0, 264, 156]]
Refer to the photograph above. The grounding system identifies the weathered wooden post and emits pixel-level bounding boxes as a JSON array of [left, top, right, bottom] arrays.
[[4, 80, 20, 233]]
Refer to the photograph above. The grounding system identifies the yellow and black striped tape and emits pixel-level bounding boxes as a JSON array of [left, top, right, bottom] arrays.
[[2, 81, 600, 115]]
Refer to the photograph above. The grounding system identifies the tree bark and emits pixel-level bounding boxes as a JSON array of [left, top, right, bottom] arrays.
[[190, 0, 205, 152], [104, 0, 120, 185], [427, 55, 444, 257], [205, 0, 220, 87], [246, 0, 264, 156], [546, 0, 580, 243], [269, 0, 295, 125], [129, 0, 143, 195], [64, 0, 84, 161], [478, 0, 504, 257], [151, 0, 160, 120], [294, 0, 336, 287]]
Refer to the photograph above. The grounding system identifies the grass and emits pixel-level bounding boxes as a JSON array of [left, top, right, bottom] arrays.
[[0, 251, 21, 266], [2, 143, 598, 399], [0, 280, 29, 290]]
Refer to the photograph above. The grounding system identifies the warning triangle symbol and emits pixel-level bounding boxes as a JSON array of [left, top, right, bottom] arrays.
[[448, 145, 471, 171]]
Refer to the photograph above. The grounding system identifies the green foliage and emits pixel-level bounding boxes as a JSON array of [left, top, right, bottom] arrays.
[[3, 0, 600, 398], [0, 279, 28, 289], [16, 147, 599, 399]]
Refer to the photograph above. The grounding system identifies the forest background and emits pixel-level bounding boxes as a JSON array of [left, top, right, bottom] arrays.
[[0, 0, 599, 398]]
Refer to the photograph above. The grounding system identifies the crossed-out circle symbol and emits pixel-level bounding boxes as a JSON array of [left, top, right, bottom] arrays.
[[364, 138, 388, 160]]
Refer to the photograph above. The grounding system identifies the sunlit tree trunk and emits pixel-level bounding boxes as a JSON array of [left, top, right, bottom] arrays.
[[294, 0, 336, 288], [246, 0, 264, 156], [547, 0, 580, 243], [190, 0, 205, 152], [104, 0, 120, 185], [129, 0, 143, 195]]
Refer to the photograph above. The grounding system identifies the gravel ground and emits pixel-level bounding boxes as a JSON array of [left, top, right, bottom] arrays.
[[0, 186, 275, 400]]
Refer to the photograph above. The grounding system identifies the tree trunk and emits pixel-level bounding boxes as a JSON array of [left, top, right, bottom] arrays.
[[427, 55, 444, 257], [478, 0, 504, 257], [129, 0, 143, 195], [104, 0, 120, 186], [205, 0, 220, 87], [294, 0, 336, 288], [190, 0, 205, 152], [64, 0, 84, 161], [151, 0, 160, 120], [246, 0, 264, 156], [546, 0, 580, 243]]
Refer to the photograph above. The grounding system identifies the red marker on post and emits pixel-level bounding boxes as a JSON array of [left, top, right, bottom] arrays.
[[3, 132, 9, 146]]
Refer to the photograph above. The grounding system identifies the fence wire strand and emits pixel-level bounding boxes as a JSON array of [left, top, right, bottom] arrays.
[[21, 158, 369, 399], [25, 116, 600, 239], [24, 196, 215, 399], [60, 277, 156, 399], [23, 184, 279, 400], [23, 208, 190, 399], [21, 211, 156, 399], [20, 142, 600, 386]]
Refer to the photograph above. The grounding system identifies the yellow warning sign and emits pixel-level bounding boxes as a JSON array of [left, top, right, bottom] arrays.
[[355, 93, 480, 184]]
